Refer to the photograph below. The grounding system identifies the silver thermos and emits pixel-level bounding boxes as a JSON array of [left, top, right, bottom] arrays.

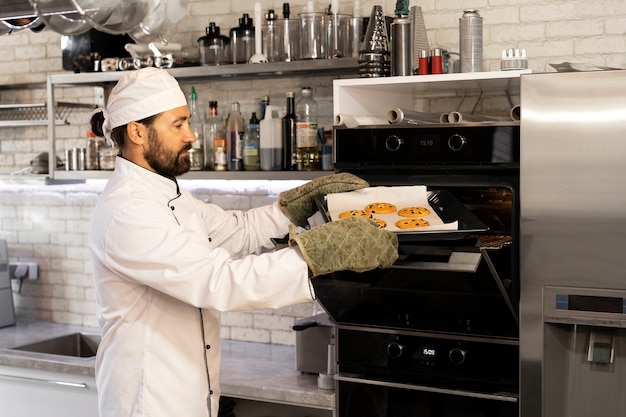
[[391, 15, 412, 76], [459, 9, 483, 73]]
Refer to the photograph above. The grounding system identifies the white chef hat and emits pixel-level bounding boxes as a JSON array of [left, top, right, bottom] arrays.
[[98, 67, 188, 143]]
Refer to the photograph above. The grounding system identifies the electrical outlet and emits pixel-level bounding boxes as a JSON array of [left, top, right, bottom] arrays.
[[9, 261, 38, 280]]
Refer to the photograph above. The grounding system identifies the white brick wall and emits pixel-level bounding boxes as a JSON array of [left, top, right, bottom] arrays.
[[0, 0, 625, 344], [0, 179, 316, 343]]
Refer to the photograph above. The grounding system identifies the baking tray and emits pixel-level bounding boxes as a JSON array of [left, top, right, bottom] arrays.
[[315, 189, 488, 242]]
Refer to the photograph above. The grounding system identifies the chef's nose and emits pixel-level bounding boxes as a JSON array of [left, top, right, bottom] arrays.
[[184, 122, 197, 143]]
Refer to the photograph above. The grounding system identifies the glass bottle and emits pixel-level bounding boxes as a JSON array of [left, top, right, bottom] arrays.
[[282, 91, 297, 170], [226, 101, 245, 171], [213, 138, 227, 171], [260, 95, 270, 119], [188, 86, 204, 170], [295, 86, 320, 171], [204, 100, 224, 170], [85, 131, 104, 170], [242, 112, 261, 171]]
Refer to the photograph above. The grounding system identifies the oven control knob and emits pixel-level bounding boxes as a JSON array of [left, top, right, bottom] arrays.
[[387, 342, 405, 359], [449, 347, 467, 365], [448, 134, 467, 151], [385, 135, 404, 152]]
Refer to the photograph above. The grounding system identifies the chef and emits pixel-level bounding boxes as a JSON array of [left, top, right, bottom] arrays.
[[88, 67, 398, 417]]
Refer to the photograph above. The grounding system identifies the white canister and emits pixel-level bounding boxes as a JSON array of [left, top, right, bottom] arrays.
[[259, 105, 283, 171]]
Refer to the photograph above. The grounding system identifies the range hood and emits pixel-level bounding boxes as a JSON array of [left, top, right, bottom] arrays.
[[0, 0, 82, 18], [1, 0, 187, 44], [0, 0, 37, 19]]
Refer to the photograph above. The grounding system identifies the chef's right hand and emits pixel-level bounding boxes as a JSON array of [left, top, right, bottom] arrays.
[[278, 172, 369, 227], [288, 217, 399, 277]]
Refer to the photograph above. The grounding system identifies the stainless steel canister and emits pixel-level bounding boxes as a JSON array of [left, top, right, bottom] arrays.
[[75, 147, 85, 170], [65, 148, 74, 171], [459, 9, 483, 73], [391, 16, 412, 76]]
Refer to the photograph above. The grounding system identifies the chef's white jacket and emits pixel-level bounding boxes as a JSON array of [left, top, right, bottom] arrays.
[[89, 157, 313, 417]]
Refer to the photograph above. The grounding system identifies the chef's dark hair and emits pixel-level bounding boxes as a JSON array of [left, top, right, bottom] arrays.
[[90, 110, 158, 150]]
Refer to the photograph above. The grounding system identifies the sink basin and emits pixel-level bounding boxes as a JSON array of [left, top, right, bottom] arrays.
[[12, 332, 101, 358]]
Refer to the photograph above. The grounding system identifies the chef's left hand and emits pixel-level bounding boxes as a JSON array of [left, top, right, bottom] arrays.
[[278, 173, 369, 226]]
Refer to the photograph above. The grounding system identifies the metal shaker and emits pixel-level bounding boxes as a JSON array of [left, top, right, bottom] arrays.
[[459, 9, 483, 73], [391, 16, 412, 76], [358, 5, 390, 77]]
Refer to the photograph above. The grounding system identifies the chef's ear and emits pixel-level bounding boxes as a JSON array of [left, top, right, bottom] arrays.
[[126, 121, 148, 146]]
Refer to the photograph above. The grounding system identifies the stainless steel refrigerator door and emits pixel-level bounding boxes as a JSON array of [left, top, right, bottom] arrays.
[[520, 70, 626, 417], [0, 239, 15, 328]]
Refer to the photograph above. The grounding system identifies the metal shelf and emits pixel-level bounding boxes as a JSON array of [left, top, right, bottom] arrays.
[[0, 102, 95, 127], [49, 57, 360, 86], [51, 169, 330, 182], [46, 58, 359, 181]]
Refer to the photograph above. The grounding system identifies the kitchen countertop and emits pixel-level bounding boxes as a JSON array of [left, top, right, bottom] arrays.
[[0, 320, 334, 411]]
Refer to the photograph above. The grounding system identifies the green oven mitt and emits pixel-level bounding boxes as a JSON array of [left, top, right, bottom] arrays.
[[278, 173, 369, 226], [289, 216, 399, 277]]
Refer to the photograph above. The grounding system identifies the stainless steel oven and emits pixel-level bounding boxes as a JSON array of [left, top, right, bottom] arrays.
[[313, 123, 521, 416]]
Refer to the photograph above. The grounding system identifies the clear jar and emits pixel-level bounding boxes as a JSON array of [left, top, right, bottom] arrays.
[[213, 138, 227, 171], [86, 131, 104, 170], [188, 148, 204, 170], [98, 145, 117, 170]]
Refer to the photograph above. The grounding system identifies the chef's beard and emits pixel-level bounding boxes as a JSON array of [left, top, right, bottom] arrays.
[[144, 126, 192, 177]]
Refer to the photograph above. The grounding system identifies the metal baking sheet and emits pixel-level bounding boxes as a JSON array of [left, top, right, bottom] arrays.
[[316, 189, 488, 241]]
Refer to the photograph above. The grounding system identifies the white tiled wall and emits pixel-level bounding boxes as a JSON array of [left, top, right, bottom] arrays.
[[0, 0, 625, 345]]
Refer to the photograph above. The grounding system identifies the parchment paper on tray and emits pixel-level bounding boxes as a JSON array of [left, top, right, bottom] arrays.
[[326, 186, 459, 233]]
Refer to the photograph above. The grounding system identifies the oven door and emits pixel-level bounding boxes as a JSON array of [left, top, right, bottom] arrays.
[[337, 377, 518, 417], [312, 237, 518, 338]]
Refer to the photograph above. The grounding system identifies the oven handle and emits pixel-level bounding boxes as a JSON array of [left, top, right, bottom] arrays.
[[480, 248, 519, 324], [393, 251, 482, 272], [335, 374, 518, 403]]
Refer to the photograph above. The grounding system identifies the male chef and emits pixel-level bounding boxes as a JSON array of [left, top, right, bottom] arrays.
[[88, 67, 398, 417]]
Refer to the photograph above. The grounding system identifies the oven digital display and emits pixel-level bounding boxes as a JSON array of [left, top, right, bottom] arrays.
[[415, 135, 440, 152], [416, 345, 437, 360]]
